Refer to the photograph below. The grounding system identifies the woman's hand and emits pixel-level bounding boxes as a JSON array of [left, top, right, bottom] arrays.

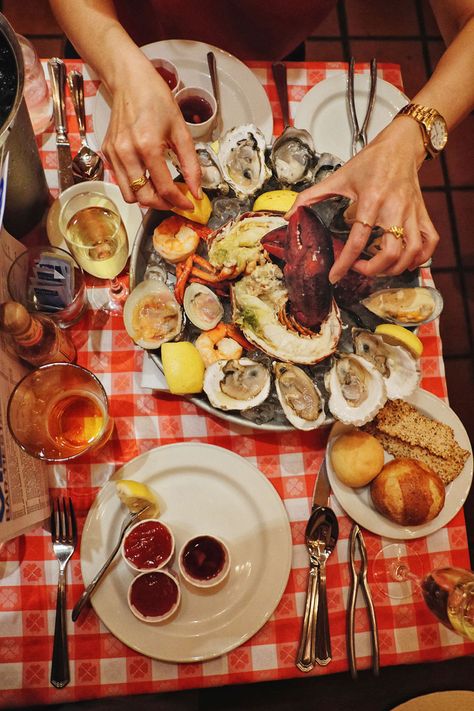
[[287, 117, 440, 283], [102, 56, 202, 211]]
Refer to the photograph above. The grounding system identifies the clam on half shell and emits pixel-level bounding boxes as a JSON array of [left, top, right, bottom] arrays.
[[361, 286, 443, 327], [352, 329, 420, 399], [203, 358, 271, 411], [123, 279, 182, 350], [183, 283, 224, 331], [326, 353, 387, 426], [274, 362, 326, 430]]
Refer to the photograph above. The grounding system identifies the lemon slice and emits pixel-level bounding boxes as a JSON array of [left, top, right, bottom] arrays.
[[161, 341, 205, 394], [252, 190, 298, 213], [115, 480, 159, 517], [375, 324, 424, 359], [171, 183, 212, 224]]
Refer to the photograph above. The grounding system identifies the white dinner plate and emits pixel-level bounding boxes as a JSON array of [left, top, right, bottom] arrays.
[[46, 181, 143, 256], [92, 39, 273, 150], [326, 389, 473, 540], [294, 73, 408, 162], [80, 443, 292, 662]]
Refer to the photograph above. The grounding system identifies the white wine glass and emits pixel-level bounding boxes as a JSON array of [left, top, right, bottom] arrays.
[[373, 542, 474, 640], [59, 191, 129, 316]]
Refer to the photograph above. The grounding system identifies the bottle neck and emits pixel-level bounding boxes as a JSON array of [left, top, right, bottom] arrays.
[[15, 314, 44, 347]]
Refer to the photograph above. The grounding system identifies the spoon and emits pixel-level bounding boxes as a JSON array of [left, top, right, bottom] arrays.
[[296, 506, 339, 672], [207, 51, 223, 141], [71, 505, 149, 621], [67, 70, 105, 182]]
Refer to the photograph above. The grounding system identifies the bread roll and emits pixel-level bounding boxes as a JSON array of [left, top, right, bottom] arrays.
[[370, 458, 445, 525], [330, 430, 385, 487]]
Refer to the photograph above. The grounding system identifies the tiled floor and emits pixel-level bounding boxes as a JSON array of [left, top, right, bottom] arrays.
[[3, 2, 473, 430]]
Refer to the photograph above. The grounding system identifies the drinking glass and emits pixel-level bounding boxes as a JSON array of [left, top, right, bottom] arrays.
[[7, 363, 114, 462], [17, 34, 53, 135], [373, 543, 474, 641], [59, 191, 129, 316], [7, 244, 88, 329]]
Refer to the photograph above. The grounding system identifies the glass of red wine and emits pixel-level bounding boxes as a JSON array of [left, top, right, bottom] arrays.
[[373, 543, 474, 641]]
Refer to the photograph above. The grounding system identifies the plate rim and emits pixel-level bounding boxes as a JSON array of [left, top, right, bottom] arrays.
[[325, 388, 473, 539], [80, 441, 293, 662]]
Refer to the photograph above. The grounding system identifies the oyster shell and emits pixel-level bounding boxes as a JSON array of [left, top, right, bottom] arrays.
[[326, 353, 387, 426], [361, 286, 443, 326], [218, 124, 271, 198], [195, 143, 229, 194], [352, 329, 420, 399], [124, 279, 182, 350], [183, 283, 224, 331], [274, 362, 326, 430], [203, 358, 271, 411], [270, 126, 316, 186]]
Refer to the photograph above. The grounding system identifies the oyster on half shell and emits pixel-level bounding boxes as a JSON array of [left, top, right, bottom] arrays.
[[270, 127, 316, 186], [195, 143, 229, 194], [274, 362, 326, 430], [352, 329, 420, 399], [203, 358, 271, 411], [326, 353, 387, 426], [218, 124, 271, 198]]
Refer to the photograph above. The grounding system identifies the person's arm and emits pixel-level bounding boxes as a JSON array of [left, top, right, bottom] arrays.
[[49, 0, 201, 211], [289, 0, 474, 282]]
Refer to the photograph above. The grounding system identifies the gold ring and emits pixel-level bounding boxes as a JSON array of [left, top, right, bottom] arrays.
[[384, 225, 405, 240], [353, 218, 373, 229], [129, 173, 149, 193]]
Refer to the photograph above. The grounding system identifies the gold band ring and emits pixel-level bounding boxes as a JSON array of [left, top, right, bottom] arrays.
[[129, 173, 149, 193], [384, 225, 405, 240], [353, 218, 373, 229]]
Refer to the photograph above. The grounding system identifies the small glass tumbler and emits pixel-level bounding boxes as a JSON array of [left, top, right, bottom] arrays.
[[17, 34, 52, 135], [7, 245, 88, 329], [7, 363, 114, 462]]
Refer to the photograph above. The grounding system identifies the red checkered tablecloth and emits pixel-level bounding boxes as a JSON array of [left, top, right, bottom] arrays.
[[0, 60, 472, 708]]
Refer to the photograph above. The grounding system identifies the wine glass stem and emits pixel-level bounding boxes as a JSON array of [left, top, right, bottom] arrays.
[[108, 277, 128, 303], [391, 562, 421, 585]]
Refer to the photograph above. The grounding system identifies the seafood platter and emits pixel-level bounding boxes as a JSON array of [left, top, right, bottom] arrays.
[[126, 124, 444, 431]]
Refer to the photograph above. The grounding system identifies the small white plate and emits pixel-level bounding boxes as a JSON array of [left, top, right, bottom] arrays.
[[326, 389, 473, 540], [92, 39, 273, 150], [295, 73, 408, 162], [80, 443, 292, 662], [46, 181, 143, 256]]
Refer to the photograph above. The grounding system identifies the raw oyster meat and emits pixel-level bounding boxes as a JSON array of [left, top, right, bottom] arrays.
[[326, 353, 387, 426], [203, 358, 271, 411], [270, 126, 316, 186], [274, 362, 326, 430], [218, 124, 271, 198], [352, 329, 420, 399]]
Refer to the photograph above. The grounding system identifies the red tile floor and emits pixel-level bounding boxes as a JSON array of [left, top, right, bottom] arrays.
[[3, 1, 473, 708]]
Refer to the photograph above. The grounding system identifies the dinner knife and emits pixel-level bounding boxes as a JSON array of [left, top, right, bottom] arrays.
[[312, 458, 331, 510], [48, 58, 75, 192]]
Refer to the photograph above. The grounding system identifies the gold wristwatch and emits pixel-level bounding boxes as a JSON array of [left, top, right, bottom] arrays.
[[396, 103, 448, 158]]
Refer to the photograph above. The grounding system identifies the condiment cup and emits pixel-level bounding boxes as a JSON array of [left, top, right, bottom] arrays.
[[121, 518, 175, 573], [150, 57, 182, 96], [178, 534, 230, 589], [127, 570, 181, 623], [175, 86, 217, 140]]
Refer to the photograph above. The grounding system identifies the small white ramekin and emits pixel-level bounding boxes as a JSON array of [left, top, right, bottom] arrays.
[[175, 86, 217, 140], [127, 570, 181, 623], [121, 518, 175, 573], [178, 534, 230, 589]]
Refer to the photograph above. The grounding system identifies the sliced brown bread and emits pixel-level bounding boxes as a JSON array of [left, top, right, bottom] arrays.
[[363, 424, 468, 485]]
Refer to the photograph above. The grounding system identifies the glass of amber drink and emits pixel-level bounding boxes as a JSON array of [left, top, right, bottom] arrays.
[[7, 363, 113, 462]]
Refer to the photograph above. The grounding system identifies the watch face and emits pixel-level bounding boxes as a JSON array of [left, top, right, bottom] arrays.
[[430, 117, 448, 151]]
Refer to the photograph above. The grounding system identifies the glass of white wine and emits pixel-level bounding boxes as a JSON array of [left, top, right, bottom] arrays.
[[59, 191, 129, 316]]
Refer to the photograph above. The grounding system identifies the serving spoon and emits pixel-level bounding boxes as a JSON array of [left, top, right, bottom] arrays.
[[296, 506, 339, 671], [67, 70, 104, 182]]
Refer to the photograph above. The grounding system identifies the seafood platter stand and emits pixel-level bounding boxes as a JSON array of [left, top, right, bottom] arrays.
[[1, 53, 473, 710]]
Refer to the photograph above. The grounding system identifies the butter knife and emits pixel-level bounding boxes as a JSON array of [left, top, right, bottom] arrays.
[[48, 58, 74, 192]]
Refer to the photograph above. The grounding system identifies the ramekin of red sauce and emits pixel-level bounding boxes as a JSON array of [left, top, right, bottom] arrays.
[[122, 519, 174, 572], [150, 58, 181, 96], [178, 535, 230, 588], [128, 570, 181, 622]]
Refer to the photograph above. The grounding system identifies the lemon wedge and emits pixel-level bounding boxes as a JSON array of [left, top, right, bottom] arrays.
[[161, 341, 205, 394], [115, 480, 159, 517], [252, 190, 298, 213], [375, 324, 424, 359], [171, 183, 212, 225]]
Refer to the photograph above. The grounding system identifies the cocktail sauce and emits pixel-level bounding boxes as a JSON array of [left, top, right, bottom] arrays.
[[156, 66, 177, 90], [178, 96, 213, 125], [130, 572, 179, 619], [181, 535, 226, 581], [124, 520, 173, 570]]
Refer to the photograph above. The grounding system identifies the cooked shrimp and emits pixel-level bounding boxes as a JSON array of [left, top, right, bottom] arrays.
[[152, 216, 210, 264], [194, 322, 248, 367]]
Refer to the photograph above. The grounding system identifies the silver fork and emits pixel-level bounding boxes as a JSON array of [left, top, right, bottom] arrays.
[[50, 497, 77, 688]]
